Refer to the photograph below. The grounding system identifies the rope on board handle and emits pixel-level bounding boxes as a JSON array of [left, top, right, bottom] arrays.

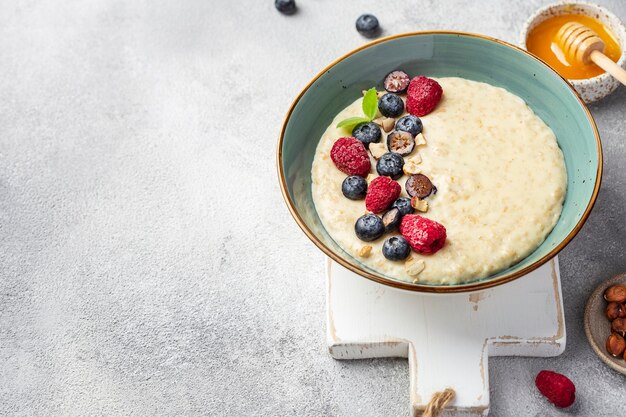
[[422, 388, 455, 417]]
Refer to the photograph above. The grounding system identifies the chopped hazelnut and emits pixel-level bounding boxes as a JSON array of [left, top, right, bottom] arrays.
[[411, 197, 429, 212], [403, 154, 422, 175], [369, 142, 386, 159], [415, 133, 427, 145], [358, 245, 372, 258], [381, 118, 395, 132]]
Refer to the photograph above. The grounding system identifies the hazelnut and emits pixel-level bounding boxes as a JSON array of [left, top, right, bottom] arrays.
[[611, 318, 626, 336], [606, 302, 626, 321], [369, 143, 386, 159], [415, 132, 427, 146], [604, 285, 626, 303], [411, 196, 429, 212], [403, 160, 421, 176], [381, 118, 395, 132], [606, 333, 626, 357], [358, 245, 372, 258]]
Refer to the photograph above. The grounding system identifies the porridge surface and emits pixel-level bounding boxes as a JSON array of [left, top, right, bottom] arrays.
[[311, 77, 566, 284]]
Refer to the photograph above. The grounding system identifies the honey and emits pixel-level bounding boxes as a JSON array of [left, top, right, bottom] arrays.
[[526, 14, 621, 80]]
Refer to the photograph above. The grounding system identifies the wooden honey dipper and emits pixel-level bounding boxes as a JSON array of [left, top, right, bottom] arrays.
[[556, 21, 626, 86]]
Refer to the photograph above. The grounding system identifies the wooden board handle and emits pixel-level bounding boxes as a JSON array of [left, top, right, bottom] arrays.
[[590, 50, 626, 86]]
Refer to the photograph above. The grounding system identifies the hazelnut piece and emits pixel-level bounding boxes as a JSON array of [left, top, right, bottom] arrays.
[[606, 302, 626, 321], [411, 196, 429, 212], [611, 318, 626, 336], [604, 285, 626, 303], [358, 245, 372, 258], [369, 142, 386, 159], [606, 333, 626, 357], [381, 118, 395, 133]]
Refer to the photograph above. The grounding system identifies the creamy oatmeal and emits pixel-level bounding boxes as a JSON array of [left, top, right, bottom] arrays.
[[311, 77, 567, 285]]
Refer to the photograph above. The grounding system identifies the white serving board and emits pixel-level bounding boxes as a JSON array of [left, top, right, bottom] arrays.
[[326, 257, 565, 416]]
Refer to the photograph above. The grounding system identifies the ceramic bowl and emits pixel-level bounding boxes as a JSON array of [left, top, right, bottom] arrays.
[[584, 273, 626, 375], [277, 32, 602, 293], [520, 2, 626, 103]]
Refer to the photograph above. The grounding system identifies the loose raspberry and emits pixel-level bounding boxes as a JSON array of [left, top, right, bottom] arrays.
[[399, 214, 447, 254], [365, 176, 401, 213], [330, 137, 371, 177], [535, 370, 576, 408], [406, 76, 443, 116]]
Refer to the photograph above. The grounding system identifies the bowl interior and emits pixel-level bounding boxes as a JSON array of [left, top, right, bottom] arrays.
[[279, 33, 600, 292]]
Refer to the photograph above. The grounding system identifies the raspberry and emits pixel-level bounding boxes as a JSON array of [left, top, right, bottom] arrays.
[[365, 176, 401, 213], [535, 370, 576, 408], [406, 76, 443, 116], [399, 214, 447, 254], [330, 137, 371, 177]]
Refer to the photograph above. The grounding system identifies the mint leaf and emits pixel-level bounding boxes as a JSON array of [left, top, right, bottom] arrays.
[[336, 116, 370, 131], [362, 88, 378, 120]]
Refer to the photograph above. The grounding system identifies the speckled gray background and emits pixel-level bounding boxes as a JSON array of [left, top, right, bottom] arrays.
[[1, 1, 625, 416]]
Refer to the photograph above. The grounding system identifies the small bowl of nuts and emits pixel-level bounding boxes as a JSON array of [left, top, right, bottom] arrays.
[[584, 273, 626, 375]]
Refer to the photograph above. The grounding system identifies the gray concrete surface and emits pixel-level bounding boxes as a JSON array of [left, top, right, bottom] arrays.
[[1, 0, 625, 416]]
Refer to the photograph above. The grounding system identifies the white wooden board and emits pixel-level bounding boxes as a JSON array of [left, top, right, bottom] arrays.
[[326, 257, 565, 416]]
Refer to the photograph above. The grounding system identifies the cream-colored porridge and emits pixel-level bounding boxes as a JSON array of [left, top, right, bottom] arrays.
[[311, 77, 567, 284]]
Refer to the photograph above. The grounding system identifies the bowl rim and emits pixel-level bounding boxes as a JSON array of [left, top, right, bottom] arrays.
[[276, 30, 603, 294], [519, 1, 626, 89]]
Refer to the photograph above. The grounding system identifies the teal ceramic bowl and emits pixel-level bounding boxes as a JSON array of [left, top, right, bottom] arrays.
[[277, 32, 602, 293]]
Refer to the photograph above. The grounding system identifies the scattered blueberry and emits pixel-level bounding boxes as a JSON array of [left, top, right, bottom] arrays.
[[355, 14, 380, 38], [395, 115, 423, 136], [376, 152, 405, 180], [378, 93, 404, 118], [352, 122, 382, 147], [383, 70, 410, 93], [341, 176, 368, 200], [391, 197, 415, 216], [275, 0, 296, 14], [382, 236, 411, 260], [387, 130, 415, 156], [382, 208, 401, 233], [355, 214, 385, 242]]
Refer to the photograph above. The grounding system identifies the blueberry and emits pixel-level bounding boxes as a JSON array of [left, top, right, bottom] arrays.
[[405, 174, 433, 198], [391, 197, 415, 216], [376, 152, 404, 180], [382, 208, 401, 233], [355, 14, 380, 38], [382, 236, 411, 260], [355, 214, 385, 242], [341, 176, 368, 200], [352, 122, 381, 147], [383, 70, 410, 93], [275, 0, 296, 14], [395, 115, 423, 136], [387, 130, 415, 156], [378, 93, 404, 118]]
